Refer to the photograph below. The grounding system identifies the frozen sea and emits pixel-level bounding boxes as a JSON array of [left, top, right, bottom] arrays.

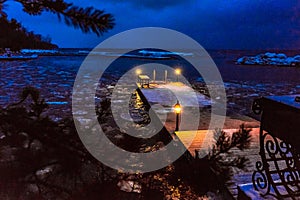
[[1, 48, 300, 119]]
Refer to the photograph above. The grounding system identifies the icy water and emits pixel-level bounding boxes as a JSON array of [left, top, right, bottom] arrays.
[[1, 49, 300, 119]]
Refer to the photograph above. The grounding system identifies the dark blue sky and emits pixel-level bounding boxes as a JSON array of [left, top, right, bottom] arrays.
[[5, 0, 300, 49]]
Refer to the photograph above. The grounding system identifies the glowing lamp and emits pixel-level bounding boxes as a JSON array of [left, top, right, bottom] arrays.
[[173, 101, 182, 114], [175, 68, 181, 82], [173, 100, 181, 132], [175, 68, 181, 75], [135, 69, 142, 75]]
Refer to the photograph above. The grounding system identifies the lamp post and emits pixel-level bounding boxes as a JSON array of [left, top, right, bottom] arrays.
[[135, 68, 142, 85], [173, 100, 181, 132], [135, 68, 142, 76], [164, 70, 168, 83], [175, 68, 181, 82]]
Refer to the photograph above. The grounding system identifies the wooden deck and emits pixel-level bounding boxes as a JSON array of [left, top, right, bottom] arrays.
[[175, 128, 261, 199], [140, 82, 259, 132], [174, 130, 214, 158], [224, 128, 261, 199], [137, 82, 262, 199]]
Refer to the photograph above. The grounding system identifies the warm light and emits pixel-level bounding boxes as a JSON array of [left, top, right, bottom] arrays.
[[175, 68, 181, 75], [135, 69, 142, 75], [173, 100, 181, 114]]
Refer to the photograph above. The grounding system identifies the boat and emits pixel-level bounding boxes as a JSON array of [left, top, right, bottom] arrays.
[[0, 54, 38, 61]]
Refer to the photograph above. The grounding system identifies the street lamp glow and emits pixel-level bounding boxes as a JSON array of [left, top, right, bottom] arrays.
[[174, 101, 182, 114], [135, 68, 142, 75], [175, 68, 181, 75], [173, 100, 181, 132], [175, 68, 181, 82]]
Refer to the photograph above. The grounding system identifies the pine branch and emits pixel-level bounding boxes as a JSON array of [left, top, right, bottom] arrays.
[[208, 124, 252, 177], [14, 0, 114, 35], [63, 5, 114, 36], [0, 0, 7, 17]]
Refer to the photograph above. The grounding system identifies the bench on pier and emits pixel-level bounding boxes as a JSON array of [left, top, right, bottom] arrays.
[[138, 75, 150, 88]]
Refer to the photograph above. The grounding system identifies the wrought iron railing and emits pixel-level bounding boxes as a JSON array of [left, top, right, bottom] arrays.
[[252, 97, 300, 199]]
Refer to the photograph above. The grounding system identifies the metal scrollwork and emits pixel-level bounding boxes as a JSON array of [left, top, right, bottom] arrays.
[[252, 99, 263, 115], [252, 160, 270, 196], [252, 131, 300, 198]]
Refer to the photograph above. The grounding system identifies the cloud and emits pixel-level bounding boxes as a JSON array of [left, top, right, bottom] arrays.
[[5, 0, 300, 49], [154, 0, 300, 49]]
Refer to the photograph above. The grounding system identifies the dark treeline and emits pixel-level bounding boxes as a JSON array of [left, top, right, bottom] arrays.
[[0, 16, 58, 51]]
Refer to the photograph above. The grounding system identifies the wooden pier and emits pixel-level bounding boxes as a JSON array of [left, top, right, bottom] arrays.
[[136, 82, 261, 199]]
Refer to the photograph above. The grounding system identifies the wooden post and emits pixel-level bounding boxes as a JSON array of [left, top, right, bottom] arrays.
[[164, 70, 167, 83], [153, 69, 156, 83]]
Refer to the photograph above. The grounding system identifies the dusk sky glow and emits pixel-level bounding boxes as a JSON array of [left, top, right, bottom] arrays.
[[5, 0, 300, 49]]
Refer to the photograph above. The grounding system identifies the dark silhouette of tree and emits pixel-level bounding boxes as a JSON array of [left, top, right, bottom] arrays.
[[1, 0, 115, 36], [208, 125, 252, 180], [0, 16, 59, 50], [0, 87, 252, 199], [0, 87, 118, 199], [0, 0, 7, 18]]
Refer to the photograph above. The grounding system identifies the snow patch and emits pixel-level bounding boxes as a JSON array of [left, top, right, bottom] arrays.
[[236, 52, 300, 67]]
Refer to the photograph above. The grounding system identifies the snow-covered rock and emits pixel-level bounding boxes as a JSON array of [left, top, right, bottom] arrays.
[[264, 52, 277, 58], [236, 52, 300, 67], [277, 53, 287, 59], [294, 55, 300, 61], [21, 49, 59, 54]]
